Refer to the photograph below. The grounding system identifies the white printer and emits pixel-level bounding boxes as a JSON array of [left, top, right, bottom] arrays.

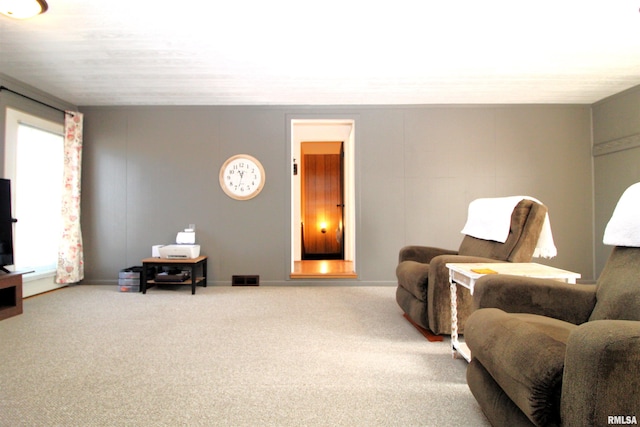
[[155, 227, 201, 259], [158, 244, 200, 259]]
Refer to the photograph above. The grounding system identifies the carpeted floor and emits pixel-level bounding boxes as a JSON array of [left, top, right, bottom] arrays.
[[0, 284, 490, 426]]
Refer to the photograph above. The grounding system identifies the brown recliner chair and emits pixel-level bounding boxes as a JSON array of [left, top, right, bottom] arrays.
[[396, 199, 548, 335], [465, 185, 640, 427]]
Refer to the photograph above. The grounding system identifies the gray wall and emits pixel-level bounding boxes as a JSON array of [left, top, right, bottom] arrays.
[[592, 85, 640, 275], [81, 104, 594, 285]]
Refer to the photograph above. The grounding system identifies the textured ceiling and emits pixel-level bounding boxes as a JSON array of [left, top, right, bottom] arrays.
[[1, 1, 640, 106]]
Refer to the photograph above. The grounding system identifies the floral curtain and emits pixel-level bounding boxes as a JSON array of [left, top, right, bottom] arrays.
[[55, 112, 84, 284]]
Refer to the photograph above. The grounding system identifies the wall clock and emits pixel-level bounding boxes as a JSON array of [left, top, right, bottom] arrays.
[[219, 154, 266, 200]]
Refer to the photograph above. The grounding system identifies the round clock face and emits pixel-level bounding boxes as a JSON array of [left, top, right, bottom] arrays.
[[219, 154, 266, 200]]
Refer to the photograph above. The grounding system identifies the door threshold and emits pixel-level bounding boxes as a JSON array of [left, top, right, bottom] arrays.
[[291, 260, 357, 279]]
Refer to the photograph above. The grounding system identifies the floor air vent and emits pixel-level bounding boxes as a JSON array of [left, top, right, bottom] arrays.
[[232, 275, 260, 286]]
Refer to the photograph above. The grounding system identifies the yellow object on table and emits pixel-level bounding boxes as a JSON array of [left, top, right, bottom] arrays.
[[471, 268, 498, 274]]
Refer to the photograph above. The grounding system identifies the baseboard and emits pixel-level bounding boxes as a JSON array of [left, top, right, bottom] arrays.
[[79, 280, 398, 287]]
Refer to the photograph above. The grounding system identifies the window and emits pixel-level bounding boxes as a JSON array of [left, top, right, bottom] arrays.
[[4, 108, 64, 277]]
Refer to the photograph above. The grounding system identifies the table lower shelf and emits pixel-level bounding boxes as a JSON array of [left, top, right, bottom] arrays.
[[143, 277, 206, 294], [0, 304, 22, 321], [146, 277, 205, 286]]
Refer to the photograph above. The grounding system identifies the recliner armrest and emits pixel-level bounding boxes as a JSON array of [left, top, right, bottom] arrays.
[[561, 320, 640, 427], [473, 274, 596, 325], [426, 254, 504, 334], [429, 254, 505, 282], [398, 245, 458, 264]]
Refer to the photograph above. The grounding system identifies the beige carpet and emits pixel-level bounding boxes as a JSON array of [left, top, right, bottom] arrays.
[[0, 284, 489, 426]]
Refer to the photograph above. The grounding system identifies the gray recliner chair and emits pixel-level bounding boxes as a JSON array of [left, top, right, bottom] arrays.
[[465, 184, 640, 427], [396, 198, 549, 335]]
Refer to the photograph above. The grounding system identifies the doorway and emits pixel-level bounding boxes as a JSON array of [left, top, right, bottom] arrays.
[[290, 119, 356, 278], [301, 141, 343, 260]]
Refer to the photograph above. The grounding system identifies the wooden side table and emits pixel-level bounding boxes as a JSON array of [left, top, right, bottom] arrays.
[[141, 256, 208, 295], [446, 262, 581, 362], [0, 272, 23, 321]]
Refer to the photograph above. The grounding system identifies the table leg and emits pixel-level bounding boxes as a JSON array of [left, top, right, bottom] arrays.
[[202, 258, 207, 287], [142, 263, 148, 294], [191, 264, 196, 295], [450, 272, 459, 358]]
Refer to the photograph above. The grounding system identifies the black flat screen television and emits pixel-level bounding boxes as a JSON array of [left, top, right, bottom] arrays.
[[0, 178, 16, 273]]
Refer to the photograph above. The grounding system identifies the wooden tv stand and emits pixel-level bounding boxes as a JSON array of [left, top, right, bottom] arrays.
[[0, 272, 23, 321]]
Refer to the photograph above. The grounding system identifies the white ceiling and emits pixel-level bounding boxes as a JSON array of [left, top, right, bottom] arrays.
[[1, 0, 640, 106]]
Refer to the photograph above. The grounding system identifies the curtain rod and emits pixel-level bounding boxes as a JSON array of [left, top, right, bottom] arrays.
[[0, 86, 75, 116]]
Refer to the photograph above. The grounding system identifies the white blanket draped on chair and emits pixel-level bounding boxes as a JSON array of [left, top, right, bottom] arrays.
[[461, 196, 557, 258], [603, 182, 640, 247]]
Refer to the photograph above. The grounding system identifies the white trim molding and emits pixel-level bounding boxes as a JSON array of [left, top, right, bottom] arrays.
[[593, 133, 640, 157]]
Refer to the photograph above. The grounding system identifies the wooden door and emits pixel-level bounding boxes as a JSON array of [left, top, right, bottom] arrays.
[[302, 153, 342, 259]]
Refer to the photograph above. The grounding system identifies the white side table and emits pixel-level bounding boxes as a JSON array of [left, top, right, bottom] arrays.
[[447, 262, 581, 362]]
